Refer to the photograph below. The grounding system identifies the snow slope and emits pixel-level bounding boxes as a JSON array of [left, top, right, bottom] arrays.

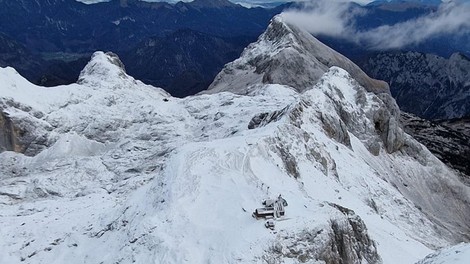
[[416, 243, 470, 264], [1, 46, 469, 264]]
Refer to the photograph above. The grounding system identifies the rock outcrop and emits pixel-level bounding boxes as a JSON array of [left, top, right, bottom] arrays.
[[0, 100, 51, 156], [264, 203, 381, 264], [0, 111, 22, 153]]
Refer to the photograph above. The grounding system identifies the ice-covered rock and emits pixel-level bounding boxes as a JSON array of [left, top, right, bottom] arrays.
[[264, 203, 381, 264]]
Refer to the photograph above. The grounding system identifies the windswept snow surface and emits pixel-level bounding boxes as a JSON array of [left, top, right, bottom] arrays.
[[1, 52, 469, 263]]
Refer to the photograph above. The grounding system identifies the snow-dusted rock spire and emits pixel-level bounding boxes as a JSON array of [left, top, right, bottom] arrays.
[[77, 51, 130, 86]]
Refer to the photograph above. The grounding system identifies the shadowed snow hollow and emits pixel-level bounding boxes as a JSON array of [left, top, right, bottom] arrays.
[[0, 39, 469, 264]]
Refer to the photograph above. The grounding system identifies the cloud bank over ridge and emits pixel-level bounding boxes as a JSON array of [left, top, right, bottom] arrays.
[[281, 0, 470, 50]]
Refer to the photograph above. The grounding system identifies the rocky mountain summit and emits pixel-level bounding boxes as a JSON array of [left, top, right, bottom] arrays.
[[1, 17, 470, 264], [207, 16, 390, 96], [206, 16, 402, 154]]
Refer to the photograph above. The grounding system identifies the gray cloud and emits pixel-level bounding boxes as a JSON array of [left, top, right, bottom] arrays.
[[281, 0, 470, 50]]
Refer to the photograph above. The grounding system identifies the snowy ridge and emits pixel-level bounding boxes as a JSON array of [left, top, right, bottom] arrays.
[[1, 53, 469, 263]]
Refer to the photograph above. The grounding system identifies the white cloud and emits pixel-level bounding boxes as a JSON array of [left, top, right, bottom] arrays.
[[281, 0, 470, 50], [281, 1, 365, 37], [357, 1, 470, 49]]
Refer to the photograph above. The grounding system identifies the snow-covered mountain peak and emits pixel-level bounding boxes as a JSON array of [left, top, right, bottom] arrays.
[[1, 32, 470, 264], [258, 15, 301, 51], [206, 15, 390, 96], [77, 51, 130, 87]]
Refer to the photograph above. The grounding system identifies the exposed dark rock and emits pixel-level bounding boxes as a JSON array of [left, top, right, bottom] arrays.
[[372, 106, 404, 154], [274, 142, 300, 179], [319, 112, 351, 148], [401, 112, 470, 182], [323, 203, 381, 264], [0, 111, 24, 153], [1, 100, 52, 156], [438, 116, 470, 138], [248, 107, 288, 129]]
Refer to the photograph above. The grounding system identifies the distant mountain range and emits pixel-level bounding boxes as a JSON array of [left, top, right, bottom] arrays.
[[362, 52, 470, 120], [0, 0, 284, 53], [401, 112, 470, 179], [123, 29, 252, 97], [0, 0, 286, 90]]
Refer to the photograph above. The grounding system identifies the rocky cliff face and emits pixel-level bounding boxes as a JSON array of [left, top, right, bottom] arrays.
[[264, 203, 381, 264], [0, 99, 51, 156], [0, 111, 21, 153], [438, 116, 470, 138], [363, 52, 470, 120]]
